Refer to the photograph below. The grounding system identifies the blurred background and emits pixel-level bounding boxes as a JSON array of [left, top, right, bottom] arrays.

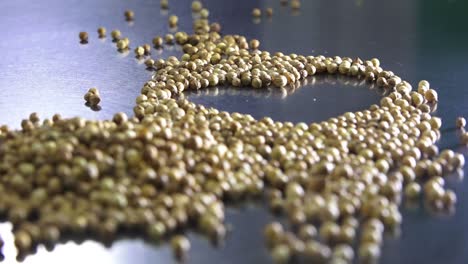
[[0, 0, 467, 263]]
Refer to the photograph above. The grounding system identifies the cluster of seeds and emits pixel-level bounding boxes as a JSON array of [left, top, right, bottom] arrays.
[[83, 87, 101, 106], [252, 7, 274, 18], [2, 2, 466, 264]]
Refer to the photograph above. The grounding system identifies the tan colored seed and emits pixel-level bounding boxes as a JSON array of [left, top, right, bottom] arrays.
[[192, 1, 203, 12], [152, 36, 164, 48], [250, 39, 260, 50], [252, 8, 262, 17], [160, 0, 169, 9], [111, 30, 121, 40], [462, 132, 468, 145], [169, 15, 178, 27], [97, 27, 106, 38], [143, 44, 151, 55], [456, 117, 466, 129], [124, 10, 134, 21], [135, 46, 145, 57], [425, 89, 438, 102], [273, 75, 288, 88], [266, 8, 273, 17], [291, 0, 301, 10], [79, 32, 88, 42], [171, 235, 190, 260], [145, 59, 155, 68]]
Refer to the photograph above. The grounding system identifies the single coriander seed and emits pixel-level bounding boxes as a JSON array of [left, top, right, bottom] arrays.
[[456, 117, 466, 129], [252, 8, 262, 18], [97, 27, 106, 38], [124, 10, 135, 21], [111, 30, 121, 41], [79, 32, 88, 43]]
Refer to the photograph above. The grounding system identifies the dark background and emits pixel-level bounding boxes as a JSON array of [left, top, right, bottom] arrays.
[[0, 0, 467, 263]]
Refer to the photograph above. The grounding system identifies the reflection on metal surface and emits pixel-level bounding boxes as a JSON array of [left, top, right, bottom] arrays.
[[187, 74, 383, 123], [187, 75, 379, 99]]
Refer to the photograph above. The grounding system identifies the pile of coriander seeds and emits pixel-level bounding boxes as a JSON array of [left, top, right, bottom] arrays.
[[1, 2, 466, 264]]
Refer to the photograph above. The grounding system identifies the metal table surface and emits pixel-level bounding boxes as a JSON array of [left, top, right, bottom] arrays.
[[0, 0, 467, 263]]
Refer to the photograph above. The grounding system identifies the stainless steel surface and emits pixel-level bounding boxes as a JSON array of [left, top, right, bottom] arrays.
[[0, 0, 467, 263]]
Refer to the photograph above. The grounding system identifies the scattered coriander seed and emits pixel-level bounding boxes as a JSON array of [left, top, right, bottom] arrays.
[[462, 132, 468, 145], [97, 27, 106, 38], [165, 34, 174, 44], [192, 1, 203, 12], [456, 117, 466, 129], [143, 44, 151, 55], [210, 23, 221, 33], [266, 8, 274, 17], [117, 39, 128, 50], [111, 30, 121, 41], [271, 244, 291, 264], [88, 93, 101, 106], [252, 8, 262, 18], [145, 58, 155, 68], [404, 182, 421, 199], [250, 39, 260, 50], [171, 235, 190, 260], [168, 15, 179, 27], [124, 10, 135, 21], [79, 31, 88, 43], [425, 89, 438, 102], [160, 0, 169, 9], [200, 8, 209, 18], [359, 243, 381, 264], [443, 190, 457, 207], [135, 46, 145, 57], [291, 0, 301, 9], [4, 10, 467, 264], [152, 36, 164, 48]]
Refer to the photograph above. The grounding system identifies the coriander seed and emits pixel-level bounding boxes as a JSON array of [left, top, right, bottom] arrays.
[[111, 30, 121, 41], [168, 15, 179, 27], [266, 8, 273, 17], [97, 27, 106, 38], [171, 235, 190, 260], [124, 10, 135, 21], [191, 1, 203, 12], [79, 31, 88, 43], [456, 117, 466, 129], [252, 8, 261, 18]]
